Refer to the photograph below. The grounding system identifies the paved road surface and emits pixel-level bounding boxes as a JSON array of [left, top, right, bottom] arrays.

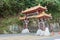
[[0, 33, 60, 40]]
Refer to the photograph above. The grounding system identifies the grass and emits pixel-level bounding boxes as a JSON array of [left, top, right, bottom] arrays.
[[0, 16, 22, 34]]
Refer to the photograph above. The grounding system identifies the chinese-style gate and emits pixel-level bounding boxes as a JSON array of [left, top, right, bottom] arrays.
[[19, 4, 52, 35]]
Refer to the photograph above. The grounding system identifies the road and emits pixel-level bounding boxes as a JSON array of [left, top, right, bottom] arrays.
[[0, 33, 60, 40]]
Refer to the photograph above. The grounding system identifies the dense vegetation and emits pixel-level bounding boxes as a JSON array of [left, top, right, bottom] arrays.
[[0, 0, 60, 17], [0, 0, 60, 23], [0, 0, 60, 33]]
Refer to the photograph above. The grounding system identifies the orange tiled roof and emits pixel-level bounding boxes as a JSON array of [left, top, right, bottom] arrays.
[[22, 5, 47, 14], [19, 16, 26, 20], [28, 12, 52, 18], [36, 12, 52, 18], [19, 12, 52, 20]]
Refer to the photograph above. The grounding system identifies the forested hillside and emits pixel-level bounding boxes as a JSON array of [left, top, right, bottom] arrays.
[[0, 0, 60, 17]]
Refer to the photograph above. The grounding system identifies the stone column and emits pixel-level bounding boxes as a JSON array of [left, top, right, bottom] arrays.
[[21, 18, 30, 34], [36, 19, 45, 35], [24, 19, 29, 29], [40, 18, 45, 31], [38, 19, 40, 29]]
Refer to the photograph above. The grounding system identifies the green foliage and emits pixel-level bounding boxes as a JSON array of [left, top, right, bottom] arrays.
[[0, 0, 38, 17], [0, 0, 60, 18], [37, 0, 60, 20], [38, 0, 60, 12], [0, 17, 24, 33]]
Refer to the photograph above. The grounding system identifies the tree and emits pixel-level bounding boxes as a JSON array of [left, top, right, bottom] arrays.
[[0, 0, 38, 17]]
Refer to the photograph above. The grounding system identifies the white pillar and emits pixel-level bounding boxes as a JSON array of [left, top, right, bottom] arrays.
[[21, 19, 30, 34], [36, 19, 45, 36]]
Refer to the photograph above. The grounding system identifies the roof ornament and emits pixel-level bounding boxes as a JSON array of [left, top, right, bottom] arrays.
[[26, 8, 28, 10], [38, 4, 41, 6], [49, 14, 51, 16], [45, 6, 47, 10]]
